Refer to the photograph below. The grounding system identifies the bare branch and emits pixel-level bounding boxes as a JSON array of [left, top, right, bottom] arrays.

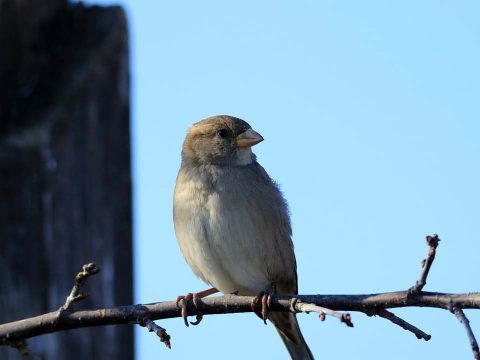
[[5, 339, 32, 359], [409, 234, 440, 295], [293, 299, 353, 327], [139, 318, 171, 349], [450, 306, 480, 360], [1, 233, 479, 360], [1, 291, 479, 346], [58, 263, 100, 314], [366, 309, 431, 341]]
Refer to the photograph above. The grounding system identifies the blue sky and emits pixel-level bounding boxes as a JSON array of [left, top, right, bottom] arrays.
[[87, 1, 479, 358]]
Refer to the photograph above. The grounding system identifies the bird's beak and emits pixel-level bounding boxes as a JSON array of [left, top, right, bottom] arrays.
[[235, 129, 264, 148]]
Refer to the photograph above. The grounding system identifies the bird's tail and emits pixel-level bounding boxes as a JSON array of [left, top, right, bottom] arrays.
[[269, 312, 314, 360]]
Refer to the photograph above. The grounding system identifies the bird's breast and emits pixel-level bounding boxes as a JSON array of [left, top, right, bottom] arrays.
[[174, 165, 296, 294], [174, 166, 287, 295]]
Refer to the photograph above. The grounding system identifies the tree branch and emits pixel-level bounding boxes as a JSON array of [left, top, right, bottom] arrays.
[[1, 234, 480, 359], [450, 306, 480, 360], [138, 318, 171, 349], [366, 308, 431, 341], [409, 234, 440, 295], [293, 299, 353, 327], [58, 262, 100, 314], [1, 291, 479, 346]]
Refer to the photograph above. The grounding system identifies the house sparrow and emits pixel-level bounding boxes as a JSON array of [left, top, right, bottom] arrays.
[[173, 115, 314, 359]]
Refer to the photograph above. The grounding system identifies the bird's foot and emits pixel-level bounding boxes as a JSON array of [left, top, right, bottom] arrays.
[[251, 290, 274, 325], [176, 293, 195, 327], [176, 287, 218, 327]]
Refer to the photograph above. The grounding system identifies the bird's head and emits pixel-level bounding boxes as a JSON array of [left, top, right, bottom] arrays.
[[182, 115, 264, 166]]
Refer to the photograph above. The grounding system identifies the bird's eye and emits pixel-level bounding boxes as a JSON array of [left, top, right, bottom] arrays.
[[216, 129, 229, 138]]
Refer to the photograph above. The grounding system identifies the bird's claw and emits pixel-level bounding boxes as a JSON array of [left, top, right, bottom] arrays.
[[251, 291, 273, 325], [176, 293, 193, 327], [176, 293, 204, 327], [189, 314, 203, 326]]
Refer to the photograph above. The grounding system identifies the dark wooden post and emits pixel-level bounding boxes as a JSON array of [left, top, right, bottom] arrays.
[[0, 1, 133, 359]]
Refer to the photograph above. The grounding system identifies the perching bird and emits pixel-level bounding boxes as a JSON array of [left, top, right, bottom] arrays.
[[173, 115, 314, 359]]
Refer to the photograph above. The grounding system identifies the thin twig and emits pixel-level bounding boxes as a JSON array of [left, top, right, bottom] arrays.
[[293, 299, 353, 327], [450, 306, 480, 360], [58, 263, 100, 315], [5, 339, 33, 359], [139, 318, 171, 349], [409, 234, 440, 295], [367, 309, 431, 341]]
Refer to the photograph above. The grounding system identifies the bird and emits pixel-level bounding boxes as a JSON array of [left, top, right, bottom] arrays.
[[173, 115, 314, 359]]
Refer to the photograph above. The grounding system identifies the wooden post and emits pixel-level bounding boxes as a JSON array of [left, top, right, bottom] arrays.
[[0, 1, 133, 359]]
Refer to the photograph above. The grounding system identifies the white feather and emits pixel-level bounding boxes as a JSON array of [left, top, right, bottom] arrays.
[[234, 148, 254, 166]]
